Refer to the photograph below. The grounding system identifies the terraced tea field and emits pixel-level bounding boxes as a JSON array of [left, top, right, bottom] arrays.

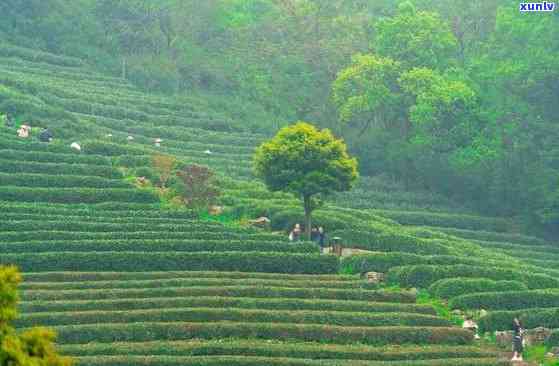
[[0, 43, 555, 365], [15, 271, 507, 366]]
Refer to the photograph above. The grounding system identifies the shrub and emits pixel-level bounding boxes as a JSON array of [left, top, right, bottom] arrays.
[[435, 227, 548, 246], [20, 282, 414, 303], [134, 166, 158, 183], [0, 173, 130, 189], [0, 187, 158, 204], [61, 355, 504, 366], [387, 264, 559, 289], [0, 239, 317, 255], [81, 140, 146, 156], [20, 277, 366, 292], [176, 164, 220, 211], [341, 253, 427, 274], [0, 252, 339, 275], [478, 308, 559, 333], [0, 203, 196, 219], [49, 322, 472, 346], [340, 253, 503, 275], [57, 340, 495, 362], [152, 154, 177, 188], [0, 149, 109, 165], [331, 230, 452, 255], [373, 210, 511, 232], [0, 220, 238, 234], [546, 329, 559, 348], [114, 155, 150, 168], [450, 290, 559, 311], [0, 231, 277, 244], [21, 296, 436, 316], [15, 307, 451, 328], [429, 278, 528, 300], [0, 158, 121, 178]]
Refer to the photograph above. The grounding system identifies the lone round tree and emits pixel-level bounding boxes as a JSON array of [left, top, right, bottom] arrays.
[[253, 122, 358, 240]]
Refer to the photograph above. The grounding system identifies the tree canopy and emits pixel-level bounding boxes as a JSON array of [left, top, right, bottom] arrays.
[[254, 122, 358, 238]]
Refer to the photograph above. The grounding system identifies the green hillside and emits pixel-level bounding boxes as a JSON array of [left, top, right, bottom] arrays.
[[1, 40, 557, 364]]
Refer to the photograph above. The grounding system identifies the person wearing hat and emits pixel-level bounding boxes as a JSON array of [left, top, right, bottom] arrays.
[[17, 124, 30, 138]]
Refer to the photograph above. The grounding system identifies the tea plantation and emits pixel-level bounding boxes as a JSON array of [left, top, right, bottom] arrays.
[[1, 43, 556, 365]]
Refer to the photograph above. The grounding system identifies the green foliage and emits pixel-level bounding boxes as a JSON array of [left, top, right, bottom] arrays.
[[254, 122, 358, 197], [374, 210, 511, 232], [547, 330, 559, 348], [254, 122, 357, 238], [0, 173, 131, 189], [479, 307, 559, 333], [387, 264, 559, 289], [0, 158, 121, 178], [21, 295, 435, 316], [45, 355, 507, 366], [450, 290, 559, 311], [0, 186, 158, 204], [332, 54, 401, 127], [0, 252, 339, 274], [49, 322, 473, 347], [0, 266, 72, 365], [21, 283, 413, 304], [176, 164, 221, 211], [429, 278, 527, 300], [0, 239, 317, 255], [374, 4, 458, 70], [58, 340, 496, 362], [81, 140, 146, 156], [524, 345, 559, 366], [16, 307, 450, 329], [332, 229, 451, 255]]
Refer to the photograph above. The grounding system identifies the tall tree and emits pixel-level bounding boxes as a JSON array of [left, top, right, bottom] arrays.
[[374, 1, 458, 71], [253, 122, 358, 239]]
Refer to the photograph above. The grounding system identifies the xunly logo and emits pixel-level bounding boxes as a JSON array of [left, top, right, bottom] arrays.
[[519, 2, 556, 11]]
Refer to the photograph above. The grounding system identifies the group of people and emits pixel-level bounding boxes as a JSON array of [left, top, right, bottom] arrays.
[[289, 223, 327, 249], [3, 112, 54, 142]]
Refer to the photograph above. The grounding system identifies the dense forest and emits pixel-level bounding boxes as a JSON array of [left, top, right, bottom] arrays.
[[0, 0, 557, 235]]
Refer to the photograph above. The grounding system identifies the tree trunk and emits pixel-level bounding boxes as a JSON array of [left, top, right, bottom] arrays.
[[303, 194, 312, 241]]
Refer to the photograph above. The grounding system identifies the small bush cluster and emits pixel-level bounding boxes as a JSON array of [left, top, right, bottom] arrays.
[[429, 278, 528, 300], [373, 210, 511, 232], [0, 252, 339, 274], [387, 264, 559, 289], [20, 296, 435, 316], [0, 158, 121, 178], [16, 307, 451, 328], [450, 290, 559, 311], [0, 187, 157, 204], [0, 239, 318, 255], [0, 173, 130, 189], [50, 322, 473, 346], [478, 307, 559, 333], [58, 340, 496, 362]]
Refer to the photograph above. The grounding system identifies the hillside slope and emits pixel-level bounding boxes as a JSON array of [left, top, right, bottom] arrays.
[[1, 43, 554, 365]]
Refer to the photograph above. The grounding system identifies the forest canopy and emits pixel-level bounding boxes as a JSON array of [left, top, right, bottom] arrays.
[[0, 0, 557, 234]]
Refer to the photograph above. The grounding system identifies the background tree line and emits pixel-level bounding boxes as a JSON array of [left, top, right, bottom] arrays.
[[0, 0, 557, 235]]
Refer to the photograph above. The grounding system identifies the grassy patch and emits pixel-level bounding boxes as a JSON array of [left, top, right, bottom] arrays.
[[525, 345, 559, 365], [417, 290, 463, 327]]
